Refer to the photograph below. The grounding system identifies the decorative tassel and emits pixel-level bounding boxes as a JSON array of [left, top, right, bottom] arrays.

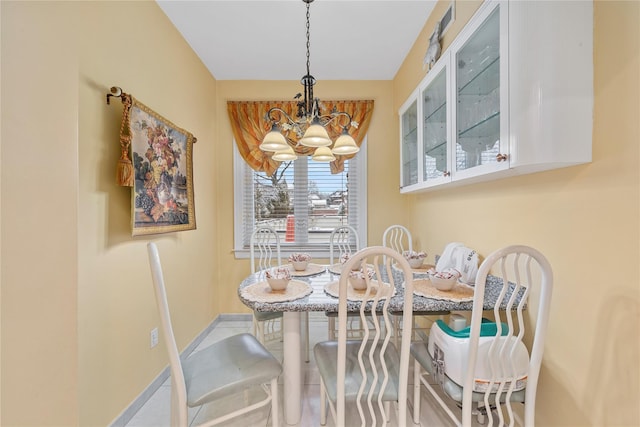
[[116, 147, 134, 187], [116, 93, 134, 187]]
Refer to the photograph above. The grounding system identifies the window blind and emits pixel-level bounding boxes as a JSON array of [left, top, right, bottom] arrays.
[[234, 139, 367, 257]]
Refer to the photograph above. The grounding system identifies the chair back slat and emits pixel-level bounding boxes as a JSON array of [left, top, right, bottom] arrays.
[[329, 225, 360, 265], [355, 256, 394, 425], [382, 224, 413, 254], [250, 226, 282, 274]]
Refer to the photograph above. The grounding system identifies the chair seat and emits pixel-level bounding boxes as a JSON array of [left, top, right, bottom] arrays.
[[183, 333, 282, 407], [410, 341, 526, 404], [314, 340, 400, 403]]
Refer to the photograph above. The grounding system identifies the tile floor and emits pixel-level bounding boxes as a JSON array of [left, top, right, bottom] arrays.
[[124, 313, 487, 427]]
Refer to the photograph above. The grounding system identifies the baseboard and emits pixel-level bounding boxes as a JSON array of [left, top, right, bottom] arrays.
[[218, 313, 252, 322], [109, 314, 251, 427], [109, 365, 170, 427]]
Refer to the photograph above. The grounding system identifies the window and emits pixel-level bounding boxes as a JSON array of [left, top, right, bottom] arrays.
[[234, 139, 367, 258]]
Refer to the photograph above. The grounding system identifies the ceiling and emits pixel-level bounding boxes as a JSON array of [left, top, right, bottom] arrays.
[[156, 0, 437, 81]]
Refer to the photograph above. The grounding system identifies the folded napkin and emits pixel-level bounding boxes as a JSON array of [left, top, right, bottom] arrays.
[[435, 242, 479, 285]]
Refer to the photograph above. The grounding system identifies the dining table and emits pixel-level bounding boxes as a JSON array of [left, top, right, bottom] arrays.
[[237, 261, 520, 425]]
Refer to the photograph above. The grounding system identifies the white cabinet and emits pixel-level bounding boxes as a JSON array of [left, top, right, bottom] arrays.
[[399, 0, 592, 193], [451, 2, 507, 182], [400, 95, 418, 188], [422, 57, 451, 186], [400, 52, 451, 192]]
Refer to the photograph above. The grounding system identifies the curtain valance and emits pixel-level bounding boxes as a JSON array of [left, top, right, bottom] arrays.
[[227, 100, 374, 176]]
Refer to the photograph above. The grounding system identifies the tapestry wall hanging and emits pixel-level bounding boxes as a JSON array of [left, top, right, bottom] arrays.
[[108, 87, 196, 236]]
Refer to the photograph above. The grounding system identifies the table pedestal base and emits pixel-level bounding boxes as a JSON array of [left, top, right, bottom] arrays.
[[283, 312, 301, 425]]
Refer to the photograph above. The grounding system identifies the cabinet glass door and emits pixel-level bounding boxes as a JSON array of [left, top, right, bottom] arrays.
[[401, 99, 418, 187], [455, 5, 500, 173], [422, 66, 448, 181]]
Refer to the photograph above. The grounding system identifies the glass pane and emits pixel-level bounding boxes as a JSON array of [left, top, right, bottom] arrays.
[[401, 100, 418, 186], [423, 67, 447, 180], [252, 158, 351, 246], [304, 157, 350, 244], [456, 6, 500, 172]]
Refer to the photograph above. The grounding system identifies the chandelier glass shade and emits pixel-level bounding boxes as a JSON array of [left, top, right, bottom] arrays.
[[331, 128, 361, 155], [260, 0, 360, 162], [259, 122, 289, 152], [298, 117, 332, 147], [311, 146, 336, 162], [272, 145, 298, 162]]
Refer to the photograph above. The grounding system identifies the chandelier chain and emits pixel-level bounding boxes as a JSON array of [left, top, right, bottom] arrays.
[[259, 0, 360, 160], [305, 1, 311, 76]]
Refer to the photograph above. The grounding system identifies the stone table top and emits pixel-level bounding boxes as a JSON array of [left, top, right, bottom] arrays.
[[238, 265, 522, 314]]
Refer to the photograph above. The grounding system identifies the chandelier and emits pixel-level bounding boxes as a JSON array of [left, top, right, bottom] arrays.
[[259, 0, 360, 163]]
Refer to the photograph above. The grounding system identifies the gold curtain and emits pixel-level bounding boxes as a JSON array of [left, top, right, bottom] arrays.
[[227, 100, 374, 176]]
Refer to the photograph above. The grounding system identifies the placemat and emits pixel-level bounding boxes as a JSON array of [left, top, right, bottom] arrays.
[[392, 263, 436, 275], [328, 263, 375, 275], [284, 263, 326, 277], [413, 278, 474, 302], [324, 280, 397, 301], [328, 263, 343, 275], [411, 263, 436, 274], [241, 280, 313, 303]]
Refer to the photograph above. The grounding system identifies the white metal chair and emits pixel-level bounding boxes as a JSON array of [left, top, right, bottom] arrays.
[[146, 242, 282, 427], [314, 246, 414, 426], [383, 224, 422, 347], [250, 225, 309, 361], [410, 245, 553, 427], [250, 226, 285, 345], [326, 225, 361, 340]]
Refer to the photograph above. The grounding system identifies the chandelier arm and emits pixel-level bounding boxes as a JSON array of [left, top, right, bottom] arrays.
[[265, 107, 297, 125], [265, 107, 309, 144], [323, 111, 354, 130], [266, 108, 356, 133]]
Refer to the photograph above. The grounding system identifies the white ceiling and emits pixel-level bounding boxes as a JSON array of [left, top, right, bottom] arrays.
[[156, 0, 437, 81]]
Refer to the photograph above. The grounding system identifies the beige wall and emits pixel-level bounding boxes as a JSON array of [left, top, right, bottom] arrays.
[[1, 1, 218, 425], [394, 1, 639, 425], [215, 80, 404, 313]]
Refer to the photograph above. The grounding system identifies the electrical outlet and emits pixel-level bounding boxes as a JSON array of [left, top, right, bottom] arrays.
[[150, 328, 159, 348]]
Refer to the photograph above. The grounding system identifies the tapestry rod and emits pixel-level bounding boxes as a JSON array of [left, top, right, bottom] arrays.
[[106, 86, 123, 105], [106, 86, 197, 143]]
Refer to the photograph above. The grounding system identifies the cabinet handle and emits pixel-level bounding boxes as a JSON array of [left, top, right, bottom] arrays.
[[496, 153, 508, 162], [443, 171, 451, 177]]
